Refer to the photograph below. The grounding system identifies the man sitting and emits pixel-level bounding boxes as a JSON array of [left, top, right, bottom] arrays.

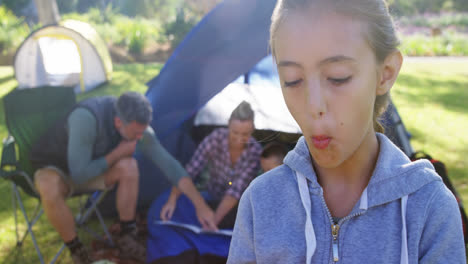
[[30, 92, 216, 264]]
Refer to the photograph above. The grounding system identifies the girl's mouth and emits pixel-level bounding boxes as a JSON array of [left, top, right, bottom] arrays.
[[311, 135, 331, 149]]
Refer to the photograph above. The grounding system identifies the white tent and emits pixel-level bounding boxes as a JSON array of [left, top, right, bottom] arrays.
[[194, 55, 301, 134], [14, 20, 112, 93], [194, 82, 300, 134]]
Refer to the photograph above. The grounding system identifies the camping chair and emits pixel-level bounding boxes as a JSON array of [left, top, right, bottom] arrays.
[[0, 86, 113, 264]]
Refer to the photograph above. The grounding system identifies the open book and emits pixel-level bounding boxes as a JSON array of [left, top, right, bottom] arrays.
[[155, 220, 233, 237]]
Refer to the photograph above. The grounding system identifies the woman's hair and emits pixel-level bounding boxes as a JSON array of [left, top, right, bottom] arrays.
[[229, 101, 255, 123], [270, 0, 400, 133]]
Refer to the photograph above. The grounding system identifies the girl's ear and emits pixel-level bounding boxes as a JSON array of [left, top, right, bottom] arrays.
[[377, 50, 403, 95]]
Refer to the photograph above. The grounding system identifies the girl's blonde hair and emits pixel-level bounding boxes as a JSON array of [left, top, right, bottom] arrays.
[[270, 0, 400, 133]]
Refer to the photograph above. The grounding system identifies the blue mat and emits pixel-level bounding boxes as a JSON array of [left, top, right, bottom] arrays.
[[146, 190, 232, 262]]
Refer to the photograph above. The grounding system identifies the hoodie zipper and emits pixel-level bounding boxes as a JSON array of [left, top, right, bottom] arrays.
[[320, 191, 365, 263]]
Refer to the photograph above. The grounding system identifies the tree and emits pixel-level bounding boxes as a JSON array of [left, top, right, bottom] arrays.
[[33, 0, 60, 25]]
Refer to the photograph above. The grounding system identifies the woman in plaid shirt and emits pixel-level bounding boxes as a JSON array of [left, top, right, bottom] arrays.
[[160, 101, 262, 229]]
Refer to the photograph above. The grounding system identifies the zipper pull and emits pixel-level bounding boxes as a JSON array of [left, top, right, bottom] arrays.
[[331, 224, 340, 262]]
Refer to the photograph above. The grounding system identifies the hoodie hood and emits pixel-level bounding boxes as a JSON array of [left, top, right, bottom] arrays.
[[284, 133, 441, 208]]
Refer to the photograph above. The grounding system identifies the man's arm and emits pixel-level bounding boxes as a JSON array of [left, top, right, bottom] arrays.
[[158, 129, 221, 215], [104, 140, 137, 167], [177, 177, 217, 230], [67, 108, 108, 185], [138, 127, 188, 185], [67, 109, 136, 185], [138, 127, 217, 230]]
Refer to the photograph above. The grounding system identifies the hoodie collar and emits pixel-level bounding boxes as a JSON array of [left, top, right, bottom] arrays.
[[284, 133, 440, 208]]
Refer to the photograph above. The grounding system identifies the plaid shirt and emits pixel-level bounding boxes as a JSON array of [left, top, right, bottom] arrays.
[[186, 128, 262, 200]]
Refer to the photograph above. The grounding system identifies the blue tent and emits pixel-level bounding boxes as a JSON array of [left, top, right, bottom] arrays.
[[101, 0, 412, 211], [136, 0, 278, 207]]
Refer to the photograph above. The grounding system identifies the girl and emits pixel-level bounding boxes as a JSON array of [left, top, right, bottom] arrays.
[[227, 0, 466, 263]]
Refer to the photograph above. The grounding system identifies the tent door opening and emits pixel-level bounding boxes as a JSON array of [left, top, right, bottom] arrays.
[[36, 35, 84, 91]]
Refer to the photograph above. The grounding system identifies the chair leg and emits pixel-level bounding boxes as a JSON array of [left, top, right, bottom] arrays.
[[76, 191, 114, 246], [19, 203, 43, 246], [13, 184, 45, 264], [50, 244, 66, 264], [10, 185, 111, 264], [12, 183, 20, 246], [95, 206, 114, 246], [77, 191, 105, 224]]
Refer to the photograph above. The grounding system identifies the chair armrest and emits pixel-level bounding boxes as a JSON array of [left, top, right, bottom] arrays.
[[1, 135, 19, 179]]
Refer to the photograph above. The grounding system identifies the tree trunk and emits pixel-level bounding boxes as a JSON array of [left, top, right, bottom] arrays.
[[33, 0, 60, 26]]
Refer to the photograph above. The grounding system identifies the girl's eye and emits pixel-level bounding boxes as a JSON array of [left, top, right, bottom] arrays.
[[328, 76, 352, 85], [283, 79, 302, 87]]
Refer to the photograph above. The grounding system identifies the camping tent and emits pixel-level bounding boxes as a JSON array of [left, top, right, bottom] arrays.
[[101, 0, 412, 210], [14, 19, 112, 93], [192, 54, 413, 155], [132, 0, 279, 208], [193, 55, 300, 135]]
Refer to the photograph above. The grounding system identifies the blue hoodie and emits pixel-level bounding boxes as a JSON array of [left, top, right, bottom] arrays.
[[228, 133, 466, 263]]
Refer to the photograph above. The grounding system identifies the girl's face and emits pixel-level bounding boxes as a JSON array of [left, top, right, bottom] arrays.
[[274, 9, 395, 169]]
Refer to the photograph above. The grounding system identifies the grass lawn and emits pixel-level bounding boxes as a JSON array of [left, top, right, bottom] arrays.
[[0, 57, 467, 263], [392, 57, 468, 198]]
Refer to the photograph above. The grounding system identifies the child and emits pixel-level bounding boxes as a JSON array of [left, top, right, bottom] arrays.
[[227, 0, 466, 263], [260, 142, 288, 172]]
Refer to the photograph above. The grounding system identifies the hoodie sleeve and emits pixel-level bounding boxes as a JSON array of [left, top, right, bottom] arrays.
[[227, 186, 257, 264], [418, 183, 466, 263]]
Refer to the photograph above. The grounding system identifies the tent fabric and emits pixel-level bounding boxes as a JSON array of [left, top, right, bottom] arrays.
[[194, 55, 301, 134], [140, 0, 412, 208], [14, 20, 112, 93], [127, 0, 278, 211], [139, 0, 277, 207]]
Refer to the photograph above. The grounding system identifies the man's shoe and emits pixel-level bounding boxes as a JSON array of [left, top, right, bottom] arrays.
[[116, 232, 146, 262], [70, 245, 93, 264]]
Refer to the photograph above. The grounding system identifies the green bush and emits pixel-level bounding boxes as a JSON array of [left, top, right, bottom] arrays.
[[115, 0, 179, 22], [163, 9, 197, 49], [63, 10, 120, 44], [93, 23, 122, 45], [62, 6, 118, 25], [0, 6, 30, 55], [63, 9, 163, 52], [434, 13, 468, 27], [1, 0, 31, 15], [397, 12, 468, 28], [115, 17, 165, 53], [128, 24, 147, 54], [400, 33, 468, 56], [389, 0, 468, 15], [62, 12, 91, 23]]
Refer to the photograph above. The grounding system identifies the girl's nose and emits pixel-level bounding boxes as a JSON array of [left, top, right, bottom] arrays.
[[306, 79, 327, 119]]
